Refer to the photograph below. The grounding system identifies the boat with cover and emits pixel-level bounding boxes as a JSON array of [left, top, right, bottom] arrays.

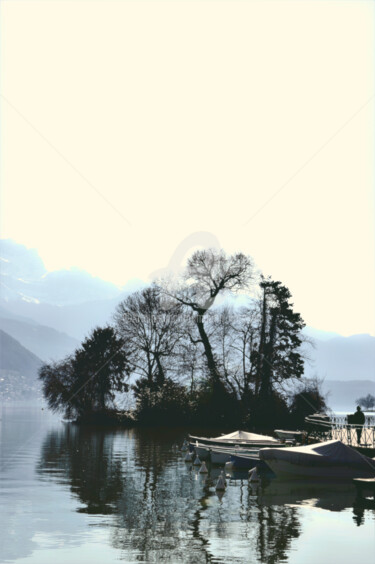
[[189, 430, 281, 448], [259, 439, 375, 480]]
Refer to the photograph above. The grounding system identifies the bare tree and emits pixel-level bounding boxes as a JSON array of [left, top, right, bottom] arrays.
[[211, 305, 259, 400], [114, 285, 184, 386], [166, 249, 254, 384]]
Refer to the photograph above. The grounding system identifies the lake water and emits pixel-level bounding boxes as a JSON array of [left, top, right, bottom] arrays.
[[0, 403, 374, 564]]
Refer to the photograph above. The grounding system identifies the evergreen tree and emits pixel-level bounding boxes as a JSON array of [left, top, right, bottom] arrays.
[[39, 326, 131, 419], [253, 278, 305, 424]]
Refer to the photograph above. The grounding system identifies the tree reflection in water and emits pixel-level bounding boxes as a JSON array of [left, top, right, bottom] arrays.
[[37, 424, 125, 515], [37, 426, 374, 563], [256, 504, 300, 564]]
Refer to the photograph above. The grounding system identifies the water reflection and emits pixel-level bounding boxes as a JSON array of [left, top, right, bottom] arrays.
[[260, 480, 357, 511], [34, 424, 374, 563], [259, 477, 375, 531], [37, 425, 125, 515], [2, 405, 373, 563]]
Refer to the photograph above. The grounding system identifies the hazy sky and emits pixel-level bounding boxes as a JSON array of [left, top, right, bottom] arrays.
[[1, 1, 374, 336]]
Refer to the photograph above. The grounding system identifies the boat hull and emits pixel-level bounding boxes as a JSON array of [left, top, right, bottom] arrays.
[[229, 454, 259, 469], [189, 434, 282, 449], [260, 439, 375, 481], [190, 444, 210, 460], [210, 450, 232, 464], [263, 458, 375, 480], [210, 447, 260, 465]]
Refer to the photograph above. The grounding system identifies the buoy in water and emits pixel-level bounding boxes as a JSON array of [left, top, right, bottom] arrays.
[[184, 451, 194, 462], [199, 461, 208, 474], [193, 455, 201, 466], [181, 439, 189, 452], [249, 466, 260, 482], [215, 471, 227, 491]]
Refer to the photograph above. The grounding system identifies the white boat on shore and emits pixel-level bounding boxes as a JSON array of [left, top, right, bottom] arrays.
[[259, 439, 375, 480]]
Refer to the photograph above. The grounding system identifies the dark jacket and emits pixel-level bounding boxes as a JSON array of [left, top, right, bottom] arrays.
[[352, 410, 365, 425]]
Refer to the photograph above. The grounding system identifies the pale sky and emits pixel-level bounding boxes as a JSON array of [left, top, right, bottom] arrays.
[[1, 1, 374, 336]]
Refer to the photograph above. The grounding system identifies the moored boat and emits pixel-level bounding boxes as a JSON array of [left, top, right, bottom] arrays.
[[189, 430, 281, 449], [259, 439, 375, 480]]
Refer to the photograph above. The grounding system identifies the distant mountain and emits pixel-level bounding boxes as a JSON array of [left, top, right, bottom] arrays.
[[0, 329, 42, 377], [0, 239, 145, 340], [322, 379, 375, 412], [0, 296, 127, 341], [0, 330, 43, 399], [0, 239, 125, 305], [0, 304, 39, 325], [0, 316, 79, 361], [0, 239, 46, 281], [303, 334, 375, 382]]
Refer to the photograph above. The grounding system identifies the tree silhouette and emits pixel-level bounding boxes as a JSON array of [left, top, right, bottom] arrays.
[[39, 326, 131, 419], [356, 394, 375, 410]]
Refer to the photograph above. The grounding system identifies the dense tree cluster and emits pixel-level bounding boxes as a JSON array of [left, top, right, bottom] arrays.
[[40, 249, 323, 428], [39, 327, 131, 422]]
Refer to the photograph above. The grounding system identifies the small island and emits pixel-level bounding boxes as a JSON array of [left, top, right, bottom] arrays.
[[39, 248, 326, 432]]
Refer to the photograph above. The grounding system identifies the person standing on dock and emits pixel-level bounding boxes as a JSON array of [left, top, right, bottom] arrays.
[[351, 406, 365, 445]]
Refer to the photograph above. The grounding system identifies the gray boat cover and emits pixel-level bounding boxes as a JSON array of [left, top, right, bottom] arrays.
[[259, 439, 375, 470]]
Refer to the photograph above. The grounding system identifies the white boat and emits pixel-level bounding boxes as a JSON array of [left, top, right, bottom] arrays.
[[189, 430, 281, 448], [259, 439, 375, 480], [190, 439, 263, 464]]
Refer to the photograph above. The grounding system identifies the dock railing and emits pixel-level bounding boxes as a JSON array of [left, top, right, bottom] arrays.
[[305, 414, 375, 448]]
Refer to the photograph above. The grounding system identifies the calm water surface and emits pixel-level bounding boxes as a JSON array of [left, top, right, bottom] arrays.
[[0, 403, 374, 563]]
